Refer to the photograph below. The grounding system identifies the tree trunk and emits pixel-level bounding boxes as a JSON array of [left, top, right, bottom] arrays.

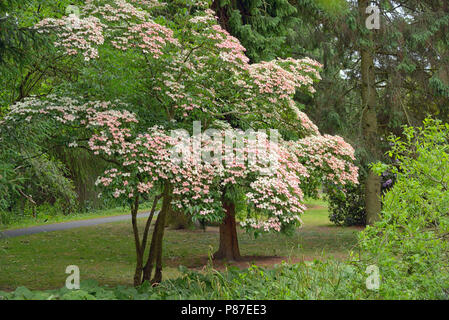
[[152, 230, 164, 284], [131, 195, 143, 287], [214, 199, 241, 261], [142, 182, 172, 283], [359, 0, 381, 225]]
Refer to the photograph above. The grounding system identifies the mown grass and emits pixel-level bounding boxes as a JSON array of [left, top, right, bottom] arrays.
[[0, 201, 362, 291]]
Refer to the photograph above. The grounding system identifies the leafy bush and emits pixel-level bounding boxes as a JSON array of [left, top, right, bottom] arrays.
[[157, 261, 375, 300], [359, 118, 449, 299], [0, 117, 78, 217], [0, 261, 378, 300]]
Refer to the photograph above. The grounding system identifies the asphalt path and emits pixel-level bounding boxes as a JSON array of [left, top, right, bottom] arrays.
[[0, 211, 153, 239]]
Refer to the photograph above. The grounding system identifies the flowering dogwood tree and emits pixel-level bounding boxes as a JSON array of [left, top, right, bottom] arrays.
[[3, 95, 220, 285], [7, 0, 361, 282]]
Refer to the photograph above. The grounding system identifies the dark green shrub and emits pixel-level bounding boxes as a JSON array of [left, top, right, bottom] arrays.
[[327, 165, 396, 227], [327, 182, 366, 226]]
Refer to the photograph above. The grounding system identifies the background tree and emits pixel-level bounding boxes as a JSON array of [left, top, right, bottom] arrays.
[[358, 0, 381, 224], [211, 0, 299, 62], [0, 0, 107, 214]]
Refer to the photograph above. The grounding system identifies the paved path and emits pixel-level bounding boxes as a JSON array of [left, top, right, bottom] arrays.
[[0, 212, 153, 239]]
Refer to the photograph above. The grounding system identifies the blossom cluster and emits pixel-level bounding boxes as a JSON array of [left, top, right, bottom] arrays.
[[249, 58, 322, 98], [110, 21, 179, 56], [84, 0, 149, 22], [34, 15, 104, 61], [289, 134, 359, 189], [169, 130, 311, 230]]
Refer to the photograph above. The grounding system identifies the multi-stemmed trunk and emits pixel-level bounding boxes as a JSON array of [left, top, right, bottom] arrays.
[[141, 183, 172, 284], [131, 181, 172, 287], [132, 182, 244, 285]]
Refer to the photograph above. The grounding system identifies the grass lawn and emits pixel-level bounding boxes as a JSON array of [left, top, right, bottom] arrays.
[[0, 201, 362, 291]]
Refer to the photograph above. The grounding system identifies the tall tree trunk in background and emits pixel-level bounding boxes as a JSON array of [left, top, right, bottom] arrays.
[[434, 0, 449, 89], [359, 0, 381, 225], [214, 198, 241, 261]]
